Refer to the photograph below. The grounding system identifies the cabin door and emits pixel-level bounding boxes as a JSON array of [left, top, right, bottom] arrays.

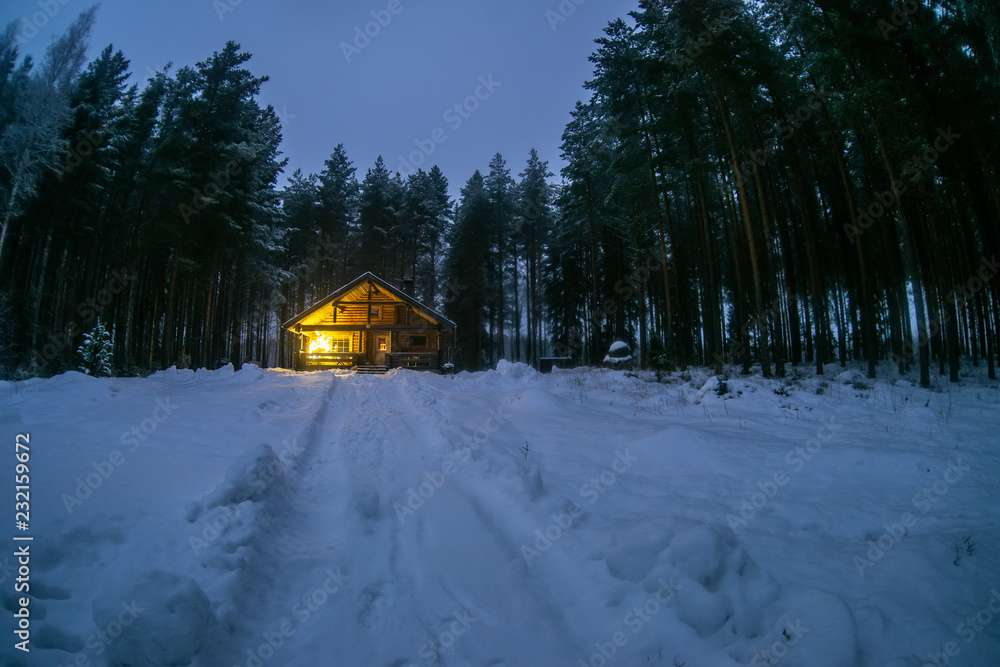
[[374, 334, 390, 366]]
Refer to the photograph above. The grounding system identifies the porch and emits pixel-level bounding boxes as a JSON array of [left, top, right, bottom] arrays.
[[294, 350, 443, 372], [296, 352, 364, 370]]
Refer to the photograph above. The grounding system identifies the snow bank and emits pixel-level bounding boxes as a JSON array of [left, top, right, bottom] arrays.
[[193, 443, 291, 514], [478, 359, 539, 387], [93, 571, 216, 667], [149, 366, 195, 380]]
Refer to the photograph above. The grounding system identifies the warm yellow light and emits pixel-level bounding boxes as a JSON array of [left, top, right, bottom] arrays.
[[309, 334, 333, 353]]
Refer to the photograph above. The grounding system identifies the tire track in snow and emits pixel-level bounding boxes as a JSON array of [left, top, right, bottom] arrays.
[[294, 375, 459, 661], [211, 371, 591, 665], [207, 373, 438, 665], [389, 373, 598, 659], [199, 372, 342, 665]]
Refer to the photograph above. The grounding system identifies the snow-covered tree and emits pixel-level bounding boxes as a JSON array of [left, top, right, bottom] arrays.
[[0, 8, 97, 262], [78, 319, 113, 376]]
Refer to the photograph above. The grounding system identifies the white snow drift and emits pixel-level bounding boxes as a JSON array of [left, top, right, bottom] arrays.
[[1, 360, 997, 666]]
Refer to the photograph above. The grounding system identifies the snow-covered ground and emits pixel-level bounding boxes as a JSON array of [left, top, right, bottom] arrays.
[[1, 361, 998, 666]]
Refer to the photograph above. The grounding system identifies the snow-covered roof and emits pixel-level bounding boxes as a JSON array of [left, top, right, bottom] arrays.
[[282, 271, 457, 330]]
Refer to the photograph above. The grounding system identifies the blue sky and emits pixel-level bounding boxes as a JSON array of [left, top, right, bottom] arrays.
[[6, 0, 638, 197]]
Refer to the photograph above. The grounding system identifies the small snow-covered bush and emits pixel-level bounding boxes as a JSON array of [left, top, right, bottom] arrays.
[[77, 319, 114, 377], [604, 340, 633, 369]]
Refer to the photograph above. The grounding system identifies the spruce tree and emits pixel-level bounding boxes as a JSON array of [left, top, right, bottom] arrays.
[[78, 319, 113, 376]]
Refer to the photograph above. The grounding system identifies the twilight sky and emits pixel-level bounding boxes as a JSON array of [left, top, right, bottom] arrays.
[[6, 0, 638, 197]]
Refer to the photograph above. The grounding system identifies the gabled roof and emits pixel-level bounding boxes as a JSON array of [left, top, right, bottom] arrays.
[[282, 272, 457, 330]]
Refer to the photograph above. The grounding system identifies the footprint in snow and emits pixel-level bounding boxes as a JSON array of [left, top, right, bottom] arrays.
[[356, 582, 397, 629], [354, 486, 381, 521]]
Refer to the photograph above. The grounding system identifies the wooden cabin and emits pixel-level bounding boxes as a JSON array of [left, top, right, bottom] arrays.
[[282, 272, 456, 372]]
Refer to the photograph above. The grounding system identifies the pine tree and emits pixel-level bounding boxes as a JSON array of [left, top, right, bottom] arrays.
[[318, 143, 359, 287], [517, 149, 553, 367], [485, 153, 515, 361], [419, 166, 451, 306], [356, 156, 395, 275], [444, 171, 491, 370], [279, 169, 322, 315]]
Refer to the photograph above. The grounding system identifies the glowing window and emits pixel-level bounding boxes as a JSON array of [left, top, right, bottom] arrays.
[[308, 335, 350, 354]]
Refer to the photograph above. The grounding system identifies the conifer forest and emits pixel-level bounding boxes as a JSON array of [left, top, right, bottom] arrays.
[[1, 0, 998, 383]]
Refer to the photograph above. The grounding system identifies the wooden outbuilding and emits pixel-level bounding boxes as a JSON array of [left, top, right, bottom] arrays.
[[282, 272, 456, 372]]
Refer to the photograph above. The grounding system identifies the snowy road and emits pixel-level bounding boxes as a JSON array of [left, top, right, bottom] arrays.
[[2, 362, 998, 666], [208, 373, 582, 666]]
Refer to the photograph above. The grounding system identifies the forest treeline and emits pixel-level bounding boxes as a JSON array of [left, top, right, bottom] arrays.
[[1, 1, 998, 382], [543, 0, 999, 386]]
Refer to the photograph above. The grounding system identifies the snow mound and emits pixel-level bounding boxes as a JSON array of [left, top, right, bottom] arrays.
[[669, 525, 732, 586], [484, 360, 538, 384], [836, 369, 865, 385], [748, 589, 859, 667], [42, 370, 98, 387], [609, 341, 630, 353], [650, 525, 858, 663], [184, 443, 300, 571], [230, 362, 265, 383], [196, 362, 235, 381], [150, 366, 195, 380], [619, 525, 794, 647], [92, 571, 216, 667], [605, 534, 672, 583], [195, 444, 291, 517], [695, 375, 734, 402], [676, 577, 733, 637]]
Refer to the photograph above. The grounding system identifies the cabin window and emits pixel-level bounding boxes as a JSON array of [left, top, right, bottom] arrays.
[[308, 334, 351, 354], [370, 306, 380, 318], [408, 335, 428, 348]]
